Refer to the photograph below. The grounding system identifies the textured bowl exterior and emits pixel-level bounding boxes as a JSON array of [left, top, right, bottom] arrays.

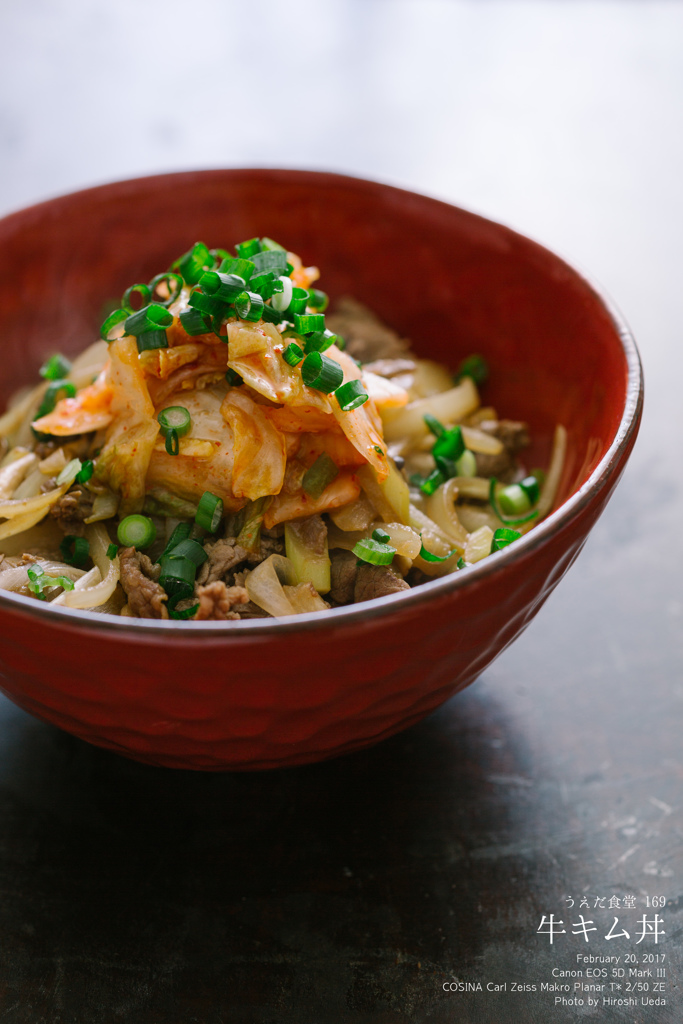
[[0, 170, 642, 770]]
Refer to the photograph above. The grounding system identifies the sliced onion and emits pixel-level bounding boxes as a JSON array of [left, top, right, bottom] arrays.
[[245, 554, 297, 617], [424, 478, 468, 548]]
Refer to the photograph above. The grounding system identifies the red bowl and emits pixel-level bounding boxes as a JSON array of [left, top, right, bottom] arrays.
[[0, 170, 642, 770]]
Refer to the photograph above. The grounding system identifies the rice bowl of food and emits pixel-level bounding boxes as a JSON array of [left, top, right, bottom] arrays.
[[0, 169, 642, 769]]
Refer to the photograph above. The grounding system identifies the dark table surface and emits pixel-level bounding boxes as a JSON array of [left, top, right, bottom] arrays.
[[0, 2, 681, 1022]]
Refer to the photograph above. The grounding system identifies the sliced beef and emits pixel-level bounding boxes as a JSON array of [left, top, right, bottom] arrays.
[[49, 486, 95, 535], [474, 419, 530, 481], [329, 549, 358, 605], [119, 546, 167, 619], [196, 538, 251, 586], [194, 582, 249, 621], [354, 564, 410, 604], [326, 297, 410, 363]]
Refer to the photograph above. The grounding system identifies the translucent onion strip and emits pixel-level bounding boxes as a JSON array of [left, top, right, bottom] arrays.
[[84, 490, 120, 524], [381, 377, 479, 443], [423, 478, 469, 548], [0, 451, 38, 499], [465, 525, 494, 563], [460, 425, 504, 455], [245, 554, 297, 617], [535, 424, 567, 521], [53, 522, 120, 609]]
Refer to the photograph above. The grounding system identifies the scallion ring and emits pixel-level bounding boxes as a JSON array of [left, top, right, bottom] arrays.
[[165, 429, 180, 456], [168, 538, 208, 567], [196, 491, 223, 533], [59, 534, 90, 567], [117, 514, 157, 549], [271, 276, 293, 312], [234, 290, 265, 322], [419, 541, 456, 563], [282, 342, 304, 367], [123, 303, 173, 337], [353, 537, 396, 566], [100, 308, 129, 342], [75, 459, 94, 485], [307, 288, 329, 311], [158, 406, 191, 439], [293, 312, 324, 334], [121, 283, 151, 313], [488, 477, 539, 525], [235, 238, 261, 259], [39, 353, 72, 380], [149, 272, 183, 307], [200, 271, 245, 303], [301, 351, 344, 393], [136, 329, 168, 352], [160, 522, 192, 561], [490, 527, 521, 552], [335, 379, 369, 411], [419, 468, 445, 497], [179, 308, 211, 336]]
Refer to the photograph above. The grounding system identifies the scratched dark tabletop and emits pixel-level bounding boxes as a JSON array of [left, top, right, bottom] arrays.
[[0, 2, 680, 1022]]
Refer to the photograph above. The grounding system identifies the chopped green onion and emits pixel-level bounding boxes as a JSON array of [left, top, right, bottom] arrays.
[[39, 353, 72, 380], [457, 557, 467, 569], [158, 406, 191, 438], [353, 537, 396, 566], [433, 425, 465, 464], [158, 554, 197, 601], [249, 271, 278, 299], [188, 289, 228, 319], [251, 249, 289, 276], [174, 242, 213, 286], [282, 342, 304, 366], [235, 238, 261, 259], [455, 449, 477, 477], [498, 483, 532, 516], [519, 475, 541, 505], [149, 272, 183, 307], [219, 257, 255, 281], [196, 491, 223, 533], [293, 312, 325, 334], [169, 538, 208, 567], [287, 287, 309, 315], [100, 308, 129, 342], [75, 460, 94, 484], [165, 429, 180, 456], [373, 445, 384, 456], [260, 236, 285, 251], [271, 276, 293, 312], [308, 288, 329, 311], [423, 413, 445, 437], [301, 351, 344, 393], [457, 354, 489, 385], [419, 468, 445, 496], [169, 602, 199, 621], [302, 453, 339, 499], [488, 477, 539, 525], [56, 458, 83, 486], [27, 564, 75, 600], [225, 368, 244, 387], [136, 330, 168, 352], [261, 304, 284, 324], [124, 303, 173, 337], [117, 514, 157, 549], [60, 535, 90, 568], [335, 379, 369, 411], [36, 380, 76, 420], [304, 329, 339, 353], [491, 527, 521, 552], [106, 543, 119, 560], [179, 308, 212, 336], [200, 271, 245, 303], [419, 541, 456, 563], [160, 522, 192, 560], [121, 283, 151, 313], [234, 290, 264, 322], [372, 527, 391, 544]]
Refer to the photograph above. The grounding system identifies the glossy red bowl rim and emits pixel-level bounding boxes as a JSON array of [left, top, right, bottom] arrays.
[[0, 169, 643, 637]]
